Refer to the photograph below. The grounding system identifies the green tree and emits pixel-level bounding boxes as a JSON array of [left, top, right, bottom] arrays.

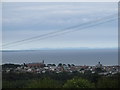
[[26, 77, 61, 88], [68, 64, 71, 67], [2, 80, 28, 88], [97, 77, 118, 88], [58, 63, 62, 67], [63, 77, 95, 88]]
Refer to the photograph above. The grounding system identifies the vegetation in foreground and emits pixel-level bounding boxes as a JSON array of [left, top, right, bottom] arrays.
[[2, 71, 119, 88]]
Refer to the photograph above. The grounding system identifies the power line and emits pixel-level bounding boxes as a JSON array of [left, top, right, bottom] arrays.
[[2, 14, 118, 49], [2, 14, 117, 48]]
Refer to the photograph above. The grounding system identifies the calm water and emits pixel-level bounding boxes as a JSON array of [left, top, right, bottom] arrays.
[[2, 49, 118, 65]]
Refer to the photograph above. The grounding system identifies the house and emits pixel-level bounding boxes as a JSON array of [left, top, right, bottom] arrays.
[[26, 60, 45, 68]]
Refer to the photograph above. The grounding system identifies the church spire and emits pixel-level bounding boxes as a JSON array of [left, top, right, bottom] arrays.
[[42, 60, 44, 64]]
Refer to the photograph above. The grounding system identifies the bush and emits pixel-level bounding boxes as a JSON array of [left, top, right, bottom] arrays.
[[2, 80, 28, 88], [26, 77, 61, 88], [63, 77, 95, 88], [97, 77, 118, 88]]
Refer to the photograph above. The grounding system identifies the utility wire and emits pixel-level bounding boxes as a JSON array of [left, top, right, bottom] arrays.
[[3, 18, 117, 49], [2, 14, 118, 49], [2, 14, 117, 48]]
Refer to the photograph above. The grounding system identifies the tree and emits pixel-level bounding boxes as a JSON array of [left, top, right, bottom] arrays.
[[63, 77, 95, 88], [63, 64, 67, 66], [71, 64, 75, 67], [97, 77, 118, 88], [68, 64, 71, 67], [52, 64, 56, 66], [26, 77, 61, 88], [2, 64, 21, 69], [58, 63, 62, 67]]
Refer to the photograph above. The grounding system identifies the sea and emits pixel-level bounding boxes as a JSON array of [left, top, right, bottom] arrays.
[[2, 48, 118, 66]]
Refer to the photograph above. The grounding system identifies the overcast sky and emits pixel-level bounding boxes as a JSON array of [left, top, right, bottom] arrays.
[[2, 2, 118, 50]]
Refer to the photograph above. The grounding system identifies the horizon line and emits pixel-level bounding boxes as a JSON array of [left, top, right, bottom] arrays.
[[1, 47, 118, 51]]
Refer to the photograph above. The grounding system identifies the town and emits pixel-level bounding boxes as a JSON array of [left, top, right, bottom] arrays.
[[2, 61, 120, 76]]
